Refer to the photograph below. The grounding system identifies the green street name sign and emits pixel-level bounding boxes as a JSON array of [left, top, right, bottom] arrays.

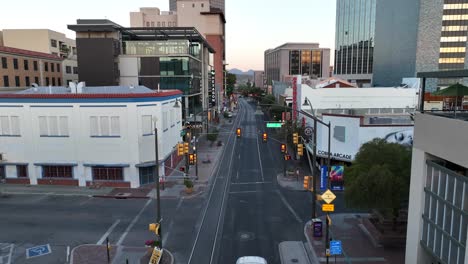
[[266, 122, 283, 128]]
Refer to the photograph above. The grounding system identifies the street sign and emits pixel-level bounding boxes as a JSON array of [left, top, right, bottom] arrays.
[[330, 240, 342, 255], [26, 244, 52, 259], [321, 189, 336, 204], [266, 122, 283, 128], [304, 126, 313, 136], [322, 204, 335, 212], [149, 247, 163, 264]]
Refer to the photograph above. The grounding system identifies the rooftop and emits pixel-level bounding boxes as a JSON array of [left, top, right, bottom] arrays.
[[0, 85, 182, 99], [0, 46, 62, 61], [68, 19, 215, 53]]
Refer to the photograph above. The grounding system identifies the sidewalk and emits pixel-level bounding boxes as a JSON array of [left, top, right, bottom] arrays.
[[304, 214, 405, 264], [70, 244, 174, 264], [0, 183, 112, 196]]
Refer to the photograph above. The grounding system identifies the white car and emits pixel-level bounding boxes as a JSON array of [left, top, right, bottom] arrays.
[[236, 256, 267, 264]]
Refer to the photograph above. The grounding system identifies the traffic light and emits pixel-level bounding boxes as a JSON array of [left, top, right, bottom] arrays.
[[189, 154, 195, 165], [236, 128, 241, 137], [149, 223, 160, 236], [297, 143, 304, 156], [193, 153, 197, 163], [281, 144, 286, 153], [184, 142, 189, 154], [262, 132, 268, 142], [303, 176, 310, 190], [177, 143, 184, 156], [293, 133, 299, 145]]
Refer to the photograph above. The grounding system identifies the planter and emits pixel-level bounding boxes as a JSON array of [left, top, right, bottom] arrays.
[[185, 187, 193, 194]]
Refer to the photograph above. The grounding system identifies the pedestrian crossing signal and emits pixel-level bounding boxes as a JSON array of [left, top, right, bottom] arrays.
[[184, 142, 189, 154], [189, 154, 195, 165], [293, 133, 299, 145], [236, 128, 241, 137], [263, 133, 268, 142]]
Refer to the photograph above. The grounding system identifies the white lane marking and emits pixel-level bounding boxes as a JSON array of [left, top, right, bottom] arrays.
[[228, 190, 262, 194], [66, 246, 70, 262], [230, 181, 272, 185], [79, 197, 93, 206], [116, 199, 152, 245], [175, 197, 184, 212], [256, 133, 265, 182], [7, 244, 13, 264], [162, 220, 174, 246], [277, 190, 302, 223], [236, 172, 239, 181], [96, 219, 121, 245], [187, 103, 243, 264]]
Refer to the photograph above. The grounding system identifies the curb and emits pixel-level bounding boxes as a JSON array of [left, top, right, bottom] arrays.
[[303, 220, 320, 264], [69, 244, 98, 264], [92, 195, 149, 199], [164, 248, 175, 264], [358, 223, 383, 248]]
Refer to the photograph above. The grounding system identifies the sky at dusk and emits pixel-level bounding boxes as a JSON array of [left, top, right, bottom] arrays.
[[1, 0, 336, 71]]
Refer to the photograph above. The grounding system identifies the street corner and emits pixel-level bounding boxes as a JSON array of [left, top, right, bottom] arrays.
[[179, 183, 207, 199], [92, 187, 151, 199], [276, 172, 307, 191], [70, 244, 117, 264]]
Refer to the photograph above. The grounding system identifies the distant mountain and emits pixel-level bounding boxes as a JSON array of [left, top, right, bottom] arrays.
[[228, 68, 254, 76]]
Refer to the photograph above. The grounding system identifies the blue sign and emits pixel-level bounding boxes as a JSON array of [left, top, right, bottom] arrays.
[[320, 165, 327, 191], [26, 244, 51, 259], [330, 240, 342, 255]]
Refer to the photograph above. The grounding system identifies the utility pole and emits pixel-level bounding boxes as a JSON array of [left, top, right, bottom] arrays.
[[325, 121, 331, 264], [312, 119, 317, 218]]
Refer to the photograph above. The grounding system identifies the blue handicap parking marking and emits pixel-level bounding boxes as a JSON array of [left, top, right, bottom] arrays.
[[330, 240, 342, 255], [26, 244, 51, 259]]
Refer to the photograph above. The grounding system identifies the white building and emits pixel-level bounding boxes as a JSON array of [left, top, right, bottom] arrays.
[[405, 113, 468, 263], [296, 82, 418, 163], [0, 86, 183, 188]]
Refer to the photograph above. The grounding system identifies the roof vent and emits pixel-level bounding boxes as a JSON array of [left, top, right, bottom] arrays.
[[70, 82, 77, 93], [77, 82, 85, 94]]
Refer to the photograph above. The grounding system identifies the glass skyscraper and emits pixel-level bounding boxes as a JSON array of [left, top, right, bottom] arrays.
[[334, 0, 376, 87]]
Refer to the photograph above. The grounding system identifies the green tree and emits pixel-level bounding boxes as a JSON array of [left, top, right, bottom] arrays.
[[226, 73, 236, 96], [345, 139, 412, 230], [206, 129, 219, 146], [261, 94, 276, 106]]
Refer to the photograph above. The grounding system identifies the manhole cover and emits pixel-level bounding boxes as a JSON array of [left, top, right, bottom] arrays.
[[238, 232, 255, 242]]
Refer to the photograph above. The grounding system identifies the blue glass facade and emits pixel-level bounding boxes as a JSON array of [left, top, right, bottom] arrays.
[[334, 0, 376, 76]]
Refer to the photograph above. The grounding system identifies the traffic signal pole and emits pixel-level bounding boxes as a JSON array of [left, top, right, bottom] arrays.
[[154, 127, 162, 248]]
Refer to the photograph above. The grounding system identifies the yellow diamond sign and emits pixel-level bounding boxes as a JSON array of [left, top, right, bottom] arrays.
[[321, 189, 336, 204]]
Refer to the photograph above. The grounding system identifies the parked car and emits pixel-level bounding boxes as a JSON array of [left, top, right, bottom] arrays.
[[236, 256, 267, 264]]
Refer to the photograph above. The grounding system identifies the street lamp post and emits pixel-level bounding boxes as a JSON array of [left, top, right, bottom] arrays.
[[153, 122, 162, 248]]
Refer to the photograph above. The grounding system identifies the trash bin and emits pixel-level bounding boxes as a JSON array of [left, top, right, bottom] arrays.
[[312, 218, 323, 237]]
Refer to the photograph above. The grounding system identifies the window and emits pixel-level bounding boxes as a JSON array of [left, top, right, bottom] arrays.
[[201, 3, 204, 7], [57, 78, 61, 86], [170, 109, 175, 125], [1, 57, 7, 69], [34, 76, 39, 85], [192, 3, 195, 7], [65, 66, 71, 74], [45, 77, 49, 86], [146, 22, 150, 27], [0, 116, 20, 136], [38, 116, 69, 137], [72, 47, 76, 55], [56, 63, 60, 72], [33, 61, 38, 71], [73, 67, 78, 74], [17, 165, 28, 178], [42, 166, 73, 178], [168, 22, 171, 27], [24, 60, 29, 70], [44, 62, 48, 72], [92, 167, 124, 181], [50, 39, 57, 48], [3, 76, 9, 87], [157, 22, 161, 27], [15, 76, 20, 87], [162, 112, 168, 130], [51, 63, 55, 72], [151, 22, 155, 27], [25, 76, 30, 87], [90, 116, 120, 137], [52, 77, 56, 86], [142, 115, 152, 135], [162, 22, 165, 27], [13, 58, 18, 69]]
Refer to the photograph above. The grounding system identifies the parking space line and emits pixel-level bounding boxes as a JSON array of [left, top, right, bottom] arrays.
[[96, 219, 121, 245], [7, 244, 13, 264], [117, 199, 152, 245]]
